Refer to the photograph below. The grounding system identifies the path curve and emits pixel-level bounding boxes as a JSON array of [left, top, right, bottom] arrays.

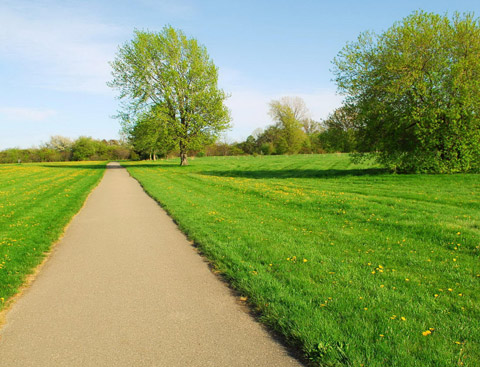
[[0, 163, 301, 366]]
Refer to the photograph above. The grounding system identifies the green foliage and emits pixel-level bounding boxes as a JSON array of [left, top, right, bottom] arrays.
[[109, 26, 231, 165], [0, 136, 132, 163], [318, 106, 357, 153], [333, 11, 480, 173], [128, 106, 175, 160], [269, 97, 309, 154], [0, 162, 106, 310], [123, 154, 479, 366], [71, 136, 97, 161]]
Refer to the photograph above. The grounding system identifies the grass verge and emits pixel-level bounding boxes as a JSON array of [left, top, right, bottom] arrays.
[[0, 162, 106, 311], [123, 154, 479, 366]]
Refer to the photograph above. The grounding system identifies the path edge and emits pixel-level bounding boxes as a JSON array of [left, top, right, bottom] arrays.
[[121, 163, 308, 366], [0, 167, 107, 330]]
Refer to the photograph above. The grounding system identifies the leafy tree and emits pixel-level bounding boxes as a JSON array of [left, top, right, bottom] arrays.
[[109, 26, 231, 165], [127, 106, 175, 160], [333, 11, 480, 172], [318, 106, 357, 153], [71, 137, 97, 161], [269, 97, 308, 154]]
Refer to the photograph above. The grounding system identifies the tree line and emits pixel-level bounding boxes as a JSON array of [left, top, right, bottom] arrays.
[[3, 11, 479, 173], [0, 136, 134, 164], [111, 11, 480, 172]]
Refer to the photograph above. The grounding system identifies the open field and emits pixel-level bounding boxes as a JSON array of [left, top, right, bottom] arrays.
[[123, 154, 480, 366], [0, 162, 106, 310]]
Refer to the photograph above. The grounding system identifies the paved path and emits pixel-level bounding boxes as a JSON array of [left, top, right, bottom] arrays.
[[0, 163, 301, 366]]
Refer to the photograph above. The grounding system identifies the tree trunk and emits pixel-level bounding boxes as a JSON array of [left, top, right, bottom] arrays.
[[180, 151, 188, 166], [153, 153, 157, 161]]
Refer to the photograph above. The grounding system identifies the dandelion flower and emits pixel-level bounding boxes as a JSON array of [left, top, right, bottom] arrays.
[[401, 317, 406, 321], [422, 330, 432, 336]]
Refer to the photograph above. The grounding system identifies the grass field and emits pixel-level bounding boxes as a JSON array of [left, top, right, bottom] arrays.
[[123, 154, 479, 366], [0, 162, 106, 310]]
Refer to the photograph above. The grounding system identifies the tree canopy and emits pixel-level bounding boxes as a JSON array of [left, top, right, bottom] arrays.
[[268, 97, 309, 154], [333, 11, 480, 173], [109, 26, 230, 165]]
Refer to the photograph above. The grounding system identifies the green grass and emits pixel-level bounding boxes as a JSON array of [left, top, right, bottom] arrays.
[[0, 162, 106, 309], [123, 154, 480, 366]]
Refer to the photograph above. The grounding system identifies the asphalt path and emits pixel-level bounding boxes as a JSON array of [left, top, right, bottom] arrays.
[[0, 162, 301, 366]]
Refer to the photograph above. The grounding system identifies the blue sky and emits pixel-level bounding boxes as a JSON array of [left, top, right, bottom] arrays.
[[1, 0, 480, 149]]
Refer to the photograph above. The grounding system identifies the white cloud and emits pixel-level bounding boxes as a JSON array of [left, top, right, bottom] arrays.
[[0, 3, 123, 94], [0, 107, 57, 122]]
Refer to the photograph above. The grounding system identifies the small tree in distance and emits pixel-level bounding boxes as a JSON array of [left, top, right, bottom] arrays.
[[268, 96, 309, 154], [108, 26, 231, 165]]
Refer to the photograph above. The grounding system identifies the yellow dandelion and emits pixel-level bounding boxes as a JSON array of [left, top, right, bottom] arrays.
[[422, 330, 431, 336], [380, 284, 385, 288], [448, 288, 453, 292], [401, 317, 406, 321], [303, 258, 308, 263], [364, 307, 368, 311], [405, 278, 410, 282], [379, 334, 384, 337]]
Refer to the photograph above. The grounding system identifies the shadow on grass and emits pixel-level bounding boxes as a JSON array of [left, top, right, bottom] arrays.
[[42, 163, 108, 170], [122, 162, 181, 169], [199, 167, 388, 179]]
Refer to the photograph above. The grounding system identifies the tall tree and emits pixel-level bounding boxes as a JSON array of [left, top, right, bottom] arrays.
[[333, 11, 480, 173], [109, 27, 230, 165]]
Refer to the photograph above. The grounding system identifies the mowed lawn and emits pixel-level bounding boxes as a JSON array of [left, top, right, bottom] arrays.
[[124, 154, 479, 366], [0, 162, 106, 310]]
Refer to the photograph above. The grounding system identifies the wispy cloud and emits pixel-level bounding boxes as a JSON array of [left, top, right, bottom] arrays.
[[0, 2, 123, 94], [0, 107, 57, 122]]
